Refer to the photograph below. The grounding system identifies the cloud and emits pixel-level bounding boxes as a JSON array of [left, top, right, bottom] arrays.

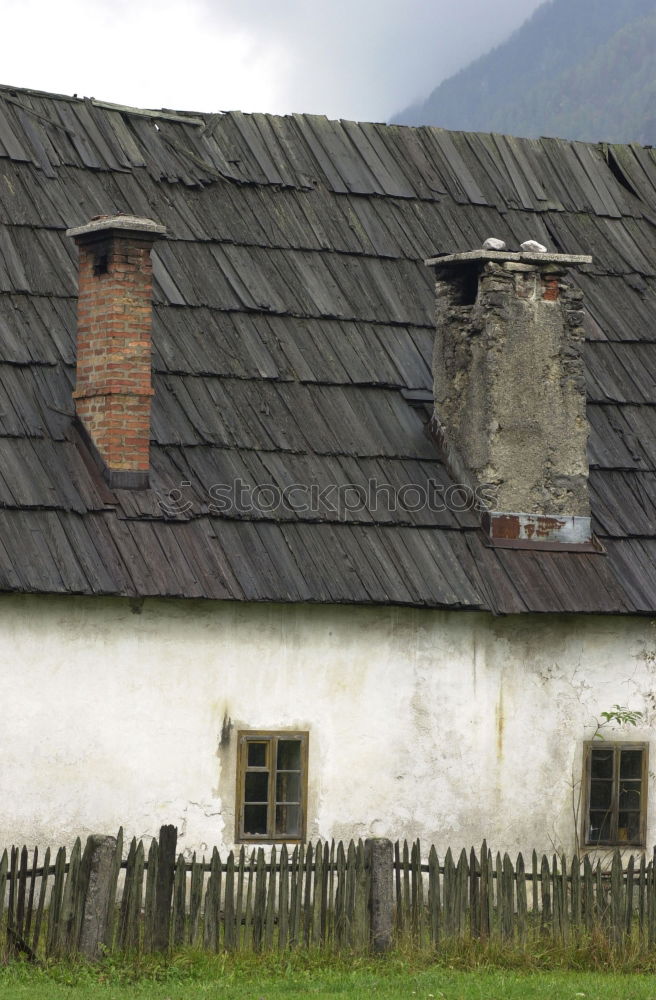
[[204, 0, 545, 119], [1, 0, 284, 113], [1, 0, 544, 120]]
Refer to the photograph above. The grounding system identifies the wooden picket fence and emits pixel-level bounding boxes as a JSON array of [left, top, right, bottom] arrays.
[[394, 839, 656, 948], [0, 827, 370, 959], [1, 829, 656, 959]]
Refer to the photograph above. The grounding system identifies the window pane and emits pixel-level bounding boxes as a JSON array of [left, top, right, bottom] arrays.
[[277, 740, 301, 770], [619, 781, 641, 810], [617, 812, 641, 842], [244, 804, 268, 835], [590, 780, 613, 809], [620, 749, 643, 780], [247, 742, 267, 767], [245, 771, 269, 803], [590, 748, 613, 779], [275, 804, 301, 838], [276, 771, 300, 803], [588, 811, 611, 843]]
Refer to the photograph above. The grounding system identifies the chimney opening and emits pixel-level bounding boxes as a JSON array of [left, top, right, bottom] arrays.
[[451, 262, 481, 306], [93, 252, 108, 276]]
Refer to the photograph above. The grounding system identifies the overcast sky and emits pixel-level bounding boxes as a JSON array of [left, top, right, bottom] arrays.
[[4, 0, 544, 121]]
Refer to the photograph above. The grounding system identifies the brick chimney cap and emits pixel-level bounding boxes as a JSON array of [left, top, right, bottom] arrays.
[[425, 249, 592, 268], [65, 214, 168, 240]]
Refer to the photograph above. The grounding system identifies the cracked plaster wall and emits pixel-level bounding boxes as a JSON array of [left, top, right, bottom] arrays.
[[1, 594, 654, 857]]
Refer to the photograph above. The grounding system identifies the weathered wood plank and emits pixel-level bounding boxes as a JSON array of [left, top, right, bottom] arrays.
[[321, 841, 330, 944], [31, 846, 48, 956], [531, 850, 539, 920], [334, 842, 345, 947], [46, 846, 66, 958], [494, 853, 502, 940], [203, 848, 221, 952], [0, 848, 8, 945], [428, 845, 440, 947], [264, 845, 276, 950], [625, 854, 635, 938], [354, 839, 369, 950], [118, 837, 137, 952], [443, 847, 455, 939], [345, 841, 356, 947], [456, 848, 468, 940], [501, 853, 513, 941], [311, 841, 323, 946], [7, 847, 17, 947], [401, 840, 410, 938], [303, 842, 314, 946], [394, 840, 402, 934], [610, 849, 623, 946], [479, 842, 489, 941], [243, 850, 256, 950], [189, 852, 204, 948], [570, 855, 581, 935], [595, 859, 605, 931], [410, 839, 420, 941], [234, 848, 246, 950], [143, 839, 158, 953], [551, 855, 561, 942], [172, 853, 186, 948], [59, 837, 81, 955], [104, 828, 124, 953], [516, 853, 527, 944], [469, 847, 479, 940], [153, 824, 176, 953], [646, 860, 656, 949], [252, 848, 266, 952], [132, 840, 145, 952], [73, 837, 94, 953], [638, 854, 646, 942], [16, 846, 28, 940], [540, 855, 551, 935], [582, 854, 593, 933], [278, 844, 289, 950], [223, 851, 237, 951]]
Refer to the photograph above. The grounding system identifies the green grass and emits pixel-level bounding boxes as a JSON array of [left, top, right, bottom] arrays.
[[0, 951, 656, 1000]]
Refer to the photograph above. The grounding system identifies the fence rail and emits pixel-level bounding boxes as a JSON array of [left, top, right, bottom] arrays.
[[1, 828, 655, 960]]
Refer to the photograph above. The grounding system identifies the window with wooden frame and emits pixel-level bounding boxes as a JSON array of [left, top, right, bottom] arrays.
[[236, 731, 308, 843], [583, 742, 648, 847]]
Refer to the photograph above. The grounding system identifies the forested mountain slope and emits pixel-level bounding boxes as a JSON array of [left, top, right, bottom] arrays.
[[393, 0, 656, 144]]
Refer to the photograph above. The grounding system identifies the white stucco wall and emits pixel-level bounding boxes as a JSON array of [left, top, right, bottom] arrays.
[[2, 593, 655, 858]]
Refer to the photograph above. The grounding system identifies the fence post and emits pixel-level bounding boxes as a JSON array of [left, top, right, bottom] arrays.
[[78, 835, 117, 961], [153, 825, 177, 952], [366, 838, 394, 953]]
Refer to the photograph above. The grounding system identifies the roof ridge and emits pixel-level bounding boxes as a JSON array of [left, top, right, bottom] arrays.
[[0, 82, 206, 126]]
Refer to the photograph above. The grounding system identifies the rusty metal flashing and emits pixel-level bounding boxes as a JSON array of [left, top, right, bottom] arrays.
[[481, 512, 605, 554]]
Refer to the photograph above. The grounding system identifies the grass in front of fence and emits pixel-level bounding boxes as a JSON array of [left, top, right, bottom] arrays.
[[1, 947, 656, 999]]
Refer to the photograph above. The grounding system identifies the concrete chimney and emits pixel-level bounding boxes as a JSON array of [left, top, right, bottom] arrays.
[[425, 248, 595, 549], [66, 215, 167, 489]]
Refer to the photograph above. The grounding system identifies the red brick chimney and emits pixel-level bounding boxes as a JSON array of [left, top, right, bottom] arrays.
[[66, 215, 167, 488]]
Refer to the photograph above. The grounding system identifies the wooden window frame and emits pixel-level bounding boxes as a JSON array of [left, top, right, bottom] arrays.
[[582, 741, 648, 849], [236, 730, 309, 844]]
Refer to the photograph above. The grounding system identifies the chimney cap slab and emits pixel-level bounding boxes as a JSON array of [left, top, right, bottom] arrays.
[[66, 214, 168, 240], [424, 249, 592, 268]]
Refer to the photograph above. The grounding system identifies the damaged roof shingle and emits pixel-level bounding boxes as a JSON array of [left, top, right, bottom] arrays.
[[1, 84, 656, 614]]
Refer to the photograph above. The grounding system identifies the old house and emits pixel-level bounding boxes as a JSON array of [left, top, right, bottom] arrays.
[[0, 84, 656, 857]]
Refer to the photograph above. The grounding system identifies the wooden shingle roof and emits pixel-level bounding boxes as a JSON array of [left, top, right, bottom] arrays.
[[1, 84, 656, 613]]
